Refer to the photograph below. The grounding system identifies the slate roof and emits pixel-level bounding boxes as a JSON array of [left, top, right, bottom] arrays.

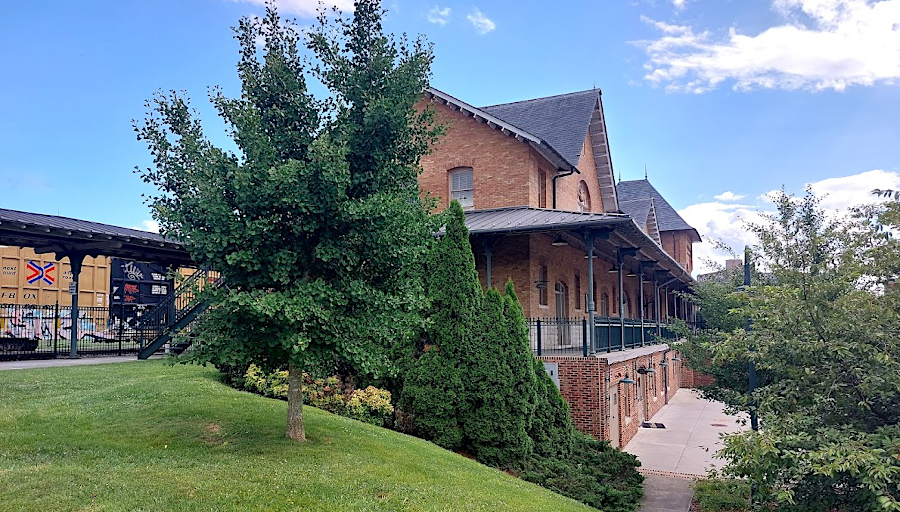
[[616, 199, 652, 227], [616, 180, 700, 241], [481, 89, 601, 169]]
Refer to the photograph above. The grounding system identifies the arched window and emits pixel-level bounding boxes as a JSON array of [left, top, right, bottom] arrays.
[[449, 167, 474, 209], [538, 171, 547, 208], [577, 181, 591, 212], [574, 274, 581, 310], [600, 292, 610, 317]]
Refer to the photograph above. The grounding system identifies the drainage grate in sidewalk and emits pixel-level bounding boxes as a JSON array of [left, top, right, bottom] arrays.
[[641, 422, 666, 429]]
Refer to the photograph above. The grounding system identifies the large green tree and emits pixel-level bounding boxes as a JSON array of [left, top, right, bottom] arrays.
[[135, 1, 439, 441], [682, 190, 900, 510]]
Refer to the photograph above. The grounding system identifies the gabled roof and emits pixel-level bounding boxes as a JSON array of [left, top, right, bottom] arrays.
[[424, 88, 579, 174], [481, 89, 600, 169], [617, 199, 652, 227], [616, 179, 700, 242]]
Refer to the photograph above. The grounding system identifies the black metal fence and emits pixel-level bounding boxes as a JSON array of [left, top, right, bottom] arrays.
[[528, 318, 589, 356], [529, 316, 688, 356], [0, 303, 145, 360]]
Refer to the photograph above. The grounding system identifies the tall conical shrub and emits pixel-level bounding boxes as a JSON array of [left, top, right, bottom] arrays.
[[462, 285, 536, 467], [400, 201, 480, 449]]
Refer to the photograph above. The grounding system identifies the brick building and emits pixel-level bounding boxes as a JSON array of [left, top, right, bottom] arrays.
[[418, 87, 700, 447]]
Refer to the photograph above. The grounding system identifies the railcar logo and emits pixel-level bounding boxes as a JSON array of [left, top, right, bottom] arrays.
[[26, 261, 55, 285], [122, 261, 144, 281]]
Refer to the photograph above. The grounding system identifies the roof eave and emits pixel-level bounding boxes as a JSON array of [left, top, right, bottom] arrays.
[[425, 88, 580, 173]]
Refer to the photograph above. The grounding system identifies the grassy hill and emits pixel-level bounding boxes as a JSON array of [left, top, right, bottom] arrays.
[[0, 360, 593, 511]]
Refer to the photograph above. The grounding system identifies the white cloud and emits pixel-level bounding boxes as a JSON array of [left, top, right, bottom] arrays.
[[672, 0, 688, 10], [133, 220, 161, 234], [427, 6, 451, 25], [683, 169, 900, 275], [713, 191, 746, 201], [638, 0, 900, 92], [467, 8, 496, 34], [228, 0, 355, 17]]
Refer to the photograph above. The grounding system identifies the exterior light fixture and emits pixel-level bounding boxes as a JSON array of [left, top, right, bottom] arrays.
[[636, 366, 656, 374], [671, 355, 681, 362], [659, 360, 669, 367], [534, 280, 548, 290], [626, 270, 637, 277], [619, 374, 635, 385], [551, 235, 569, 247], [608, 265, 619, 273]]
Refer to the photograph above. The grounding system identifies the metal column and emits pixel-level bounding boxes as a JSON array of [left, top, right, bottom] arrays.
[[585, 230, 596, 353], [67, 252, 86, 359]]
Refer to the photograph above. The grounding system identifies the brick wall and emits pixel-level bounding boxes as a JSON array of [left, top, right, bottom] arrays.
[[540, 347, 679, 448], [538, 356, 605, 439], [420, 100, 534, 210], [659, 230, 694, 274], [419, 100, 607, 214], [680, 365, 715, 388]]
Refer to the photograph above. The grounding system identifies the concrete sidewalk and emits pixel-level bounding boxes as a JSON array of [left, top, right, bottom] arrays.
[[625, 389, 744, 476], [0, 356, 139, 371]]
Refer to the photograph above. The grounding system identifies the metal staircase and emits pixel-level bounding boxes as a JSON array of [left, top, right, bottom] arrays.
[[136, 268, 220, 360]]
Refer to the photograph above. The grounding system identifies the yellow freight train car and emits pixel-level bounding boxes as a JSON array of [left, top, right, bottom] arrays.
[[0, 246, 110, 307]]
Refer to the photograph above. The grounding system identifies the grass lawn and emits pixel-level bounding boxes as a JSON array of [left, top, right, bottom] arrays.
[[0, 361, 593, 512]]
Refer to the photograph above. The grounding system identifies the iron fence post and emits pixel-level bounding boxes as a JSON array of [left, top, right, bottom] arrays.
[[53, 302, 59, 357], [582, 318, 587, 357], [536, 319, 542, 356]]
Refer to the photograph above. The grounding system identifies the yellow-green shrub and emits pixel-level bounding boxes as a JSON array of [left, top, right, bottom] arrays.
[[241, 365, 393, 426], [345, 386, 394, 425]]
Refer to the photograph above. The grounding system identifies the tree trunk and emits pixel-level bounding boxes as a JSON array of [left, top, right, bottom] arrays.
[[286, 362, 306, 441]]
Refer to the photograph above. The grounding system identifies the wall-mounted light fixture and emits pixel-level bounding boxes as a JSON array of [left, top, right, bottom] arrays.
[[619, 373, 635, 385], [551, 235, 569, 247]]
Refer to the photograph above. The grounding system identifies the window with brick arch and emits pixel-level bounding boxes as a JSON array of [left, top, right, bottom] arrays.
[[538, 171, 547, 208], [538, 265, 548, 306], [600, 292, 610, 317], [449, 167, 474, 209], [577, 181, 591, 212], [574, 274, 581, 310]]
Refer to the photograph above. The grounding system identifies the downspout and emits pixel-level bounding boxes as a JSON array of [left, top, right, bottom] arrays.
[[551, 166, 577, 209]]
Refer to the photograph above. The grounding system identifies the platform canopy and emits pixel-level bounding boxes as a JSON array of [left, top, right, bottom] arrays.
[[463, 206, 693, 287], [0, 208, 193, 267]]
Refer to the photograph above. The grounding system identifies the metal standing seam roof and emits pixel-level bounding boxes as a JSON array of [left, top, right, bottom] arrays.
[[461, 206, 693, 284], [481, 89, 601, 169], [0, 208, 191, 264], [463, 206, 631, 235]]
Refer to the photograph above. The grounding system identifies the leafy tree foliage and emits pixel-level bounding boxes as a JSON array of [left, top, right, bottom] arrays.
[[682, 189, 900, 511], [135, 1, 439, 440]]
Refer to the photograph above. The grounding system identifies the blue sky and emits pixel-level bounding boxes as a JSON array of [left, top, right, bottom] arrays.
[[2, 0, 899, 271]]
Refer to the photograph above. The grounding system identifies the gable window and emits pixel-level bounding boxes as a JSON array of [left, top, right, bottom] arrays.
[[538, 265, 548, 306], [577, 181, 591, 212], [449, 167, 474, 209], [538, 171, 547, 208]]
